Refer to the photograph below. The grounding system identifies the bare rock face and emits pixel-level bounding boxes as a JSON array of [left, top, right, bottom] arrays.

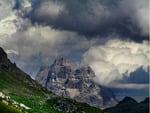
[[35, 57, 117, 108], [0, 47, 11, 70]]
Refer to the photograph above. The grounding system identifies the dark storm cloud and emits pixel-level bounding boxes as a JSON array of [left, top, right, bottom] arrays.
[[28, 0, 149, 42]]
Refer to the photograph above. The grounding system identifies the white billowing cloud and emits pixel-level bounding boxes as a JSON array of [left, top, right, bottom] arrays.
[[34, 1, 65, 19], [0, 0, 15, 20], [0, 0, 17, 36], [0, 0, 32, 44], [83, 39, 149, 86], [0, 12, 23, 36], [12, 25, 73, 58]]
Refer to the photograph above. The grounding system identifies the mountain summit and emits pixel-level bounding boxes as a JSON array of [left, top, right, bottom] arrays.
[[36, 57, 117, 108]]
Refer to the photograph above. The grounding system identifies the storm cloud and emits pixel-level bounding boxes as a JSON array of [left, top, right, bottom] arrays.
[[29, 0, 149, 41], [0, 0, 96, 75]]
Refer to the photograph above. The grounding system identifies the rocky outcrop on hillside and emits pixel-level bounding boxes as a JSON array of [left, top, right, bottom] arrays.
[[36, 57, 117, 108], [0, 92, 30, 112]]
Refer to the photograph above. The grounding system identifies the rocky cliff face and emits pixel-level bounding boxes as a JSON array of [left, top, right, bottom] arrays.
[[36, 57, 117, 108], [0, 47, 11, 69]]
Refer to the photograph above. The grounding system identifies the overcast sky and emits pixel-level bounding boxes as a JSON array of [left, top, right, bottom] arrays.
[[0, 0, 149, 101]]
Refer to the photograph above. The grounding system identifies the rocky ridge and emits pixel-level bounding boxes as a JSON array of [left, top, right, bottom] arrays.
[[104, 96, 149, 113], [36, 57, 117, 108]]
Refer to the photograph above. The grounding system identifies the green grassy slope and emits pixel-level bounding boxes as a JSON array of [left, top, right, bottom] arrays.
[[0, 68, 55, 113]]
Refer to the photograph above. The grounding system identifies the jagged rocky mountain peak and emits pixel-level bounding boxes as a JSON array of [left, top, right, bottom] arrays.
[[36, 57, 117, 108], [54, 57, 73, 66], [52, 57, 95, 77]]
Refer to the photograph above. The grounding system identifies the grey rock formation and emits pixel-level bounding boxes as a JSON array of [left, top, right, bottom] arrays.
[[35, 57, 117, 108]]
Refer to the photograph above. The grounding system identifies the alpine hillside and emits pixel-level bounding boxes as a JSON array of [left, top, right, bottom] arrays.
[[0, 47, 104, 113]]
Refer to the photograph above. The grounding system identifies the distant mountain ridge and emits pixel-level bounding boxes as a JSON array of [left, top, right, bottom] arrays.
[[104, 96, 149, 113], [118, 96, 137, 104], [36, 57, 118, 108]]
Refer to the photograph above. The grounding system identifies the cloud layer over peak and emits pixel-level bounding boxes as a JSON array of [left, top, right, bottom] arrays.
[[83, 39, 149, 86]]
